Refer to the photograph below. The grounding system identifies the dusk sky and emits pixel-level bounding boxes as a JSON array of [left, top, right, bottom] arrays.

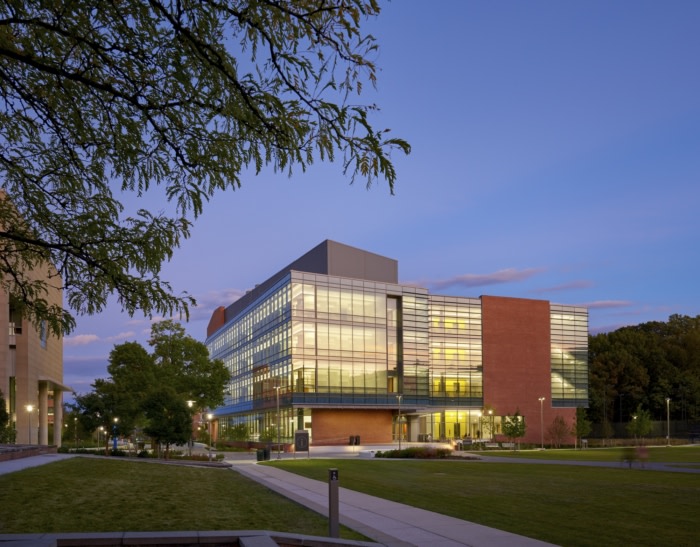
[[63, 1, 700, 398]]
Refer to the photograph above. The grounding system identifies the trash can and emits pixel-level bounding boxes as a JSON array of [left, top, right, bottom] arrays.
[[263, 447, 270, 460], [256, 449, 263, 461], [349, 436, 355, 446], [354, 435, 360, 445]]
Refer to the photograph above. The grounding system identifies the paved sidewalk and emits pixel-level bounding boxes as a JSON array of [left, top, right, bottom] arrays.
[[0, 452, 76, 475], [230, 459, 555, 547]]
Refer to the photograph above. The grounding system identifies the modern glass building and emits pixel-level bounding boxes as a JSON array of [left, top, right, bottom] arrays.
[[206, 241, 588, 446]]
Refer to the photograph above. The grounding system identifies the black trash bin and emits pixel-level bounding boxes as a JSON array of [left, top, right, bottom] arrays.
[[354, 435, 360, 445], [349, 436, 355, 445], [256, 449, 263, 461], [263, 447, 271, 460]]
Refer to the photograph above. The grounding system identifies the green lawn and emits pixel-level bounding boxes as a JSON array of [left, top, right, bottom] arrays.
[[466, 444, 700, 463], [270, 457, 700, 547], [0, 458, 365, 540]]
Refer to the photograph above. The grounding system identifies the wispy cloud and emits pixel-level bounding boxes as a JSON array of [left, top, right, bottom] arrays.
[[64, 331, 135, 348], [189, 288, 246, 321], [532, 280, 594, 293], [418, 268, 545, 291], [64, 334, 100, 347], [580, 300, 635, 310]]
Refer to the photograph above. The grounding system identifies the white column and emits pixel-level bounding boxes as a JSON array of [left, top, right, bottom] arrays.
[[39, 382, 49, 445]]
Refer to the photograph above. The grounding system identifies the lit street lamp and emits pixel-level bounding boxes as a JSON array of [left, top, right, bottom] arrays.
[[665, 398, 671, 447], [207, 413, 213, 461], [538, 397, 546, 449], [187, 400, 195, 456], [488, 409, 494, 441], [275, 386, 281, 459], [112, 417, 119, 452], [25, 404, 34, 445]]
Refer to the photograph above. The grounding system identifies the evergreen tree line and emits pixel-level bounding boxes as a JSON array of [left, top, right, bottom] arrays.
[[588, 314, 700, 427]]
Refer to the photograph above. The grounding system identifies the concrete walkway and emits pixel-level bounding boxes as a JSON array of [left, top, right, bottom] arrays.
[[229, 457, 555, 547]]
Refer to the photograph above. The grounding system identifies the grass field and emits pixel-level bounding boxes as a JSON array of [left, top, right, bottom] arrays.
[[465, 444, 700, 463], [0, 457, 366, 540], [271, 451, 700, 547]]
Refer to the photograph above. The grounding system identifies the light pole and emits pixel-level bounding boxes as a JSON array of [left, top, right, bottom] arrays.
[[665, 398, 671, 447], [538, 397, 545, 449], [488, 409, 494, 441], [98, 426, 104, 450], [112, 417, 118, 452], [207, 413, 213, 461], [187, 400, 195, 456], [25, 404, 34, 444], [275, 386, 281, 459], [396, 394, 403, 449]]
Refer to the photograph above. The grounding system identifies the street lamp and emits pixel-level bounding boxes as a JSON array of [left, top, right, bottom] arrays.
[[665, 398, 671, 447], [538, 397, 545, 449], [396, 394, 403, 450], [112, 417, 119, 452], [207, 413, 213, 461], [187, 400, 195, 456], [25, 404, 34, 445], [488, 409, 494, 441], [98, 426, 104, 450], [275, 386, 281, 459]]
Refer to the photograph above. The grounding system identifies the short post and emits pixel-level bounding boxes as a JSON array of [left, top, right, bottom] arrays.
[[328, 468, 339, 538]]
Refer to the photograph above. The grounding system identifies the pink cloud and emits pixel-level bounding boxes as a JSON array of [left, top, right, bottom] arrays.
[[424, 268, 545, 291]]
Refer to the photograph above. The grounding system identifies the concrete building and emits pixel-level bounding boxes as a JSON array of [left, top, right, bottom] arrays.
[[0, 268, 68, 446], [206, 241, 588, 446]]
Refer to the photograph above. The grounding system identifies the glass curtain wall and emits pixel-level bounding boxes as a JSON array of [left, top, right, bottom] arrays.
[[550, 305, 589, 407]]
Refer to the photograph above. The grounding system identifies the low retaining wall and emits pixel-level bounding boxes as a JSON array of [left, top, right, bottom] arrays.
[[0, 444, 57, 462], [0, 530, 380, 547]]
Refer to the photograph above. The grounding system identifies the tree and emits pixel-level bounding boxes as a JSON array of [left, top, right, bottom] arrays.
[[626, 405, 652, 444], [501, 410, 526, 450], [148, 320, 229, 411], [571, 408, 592, 448], [546, 415, 570, 449], [0, 0, 410, 336], [0, 390, 15, 443], [73, 319, 228, 452], [142, 388, 192, 459]]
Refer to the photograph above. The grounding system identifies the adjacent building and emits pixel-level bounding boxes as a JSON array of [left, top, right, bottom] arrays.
[[206, 241, 588, 446], [0, 284, 68, 446]]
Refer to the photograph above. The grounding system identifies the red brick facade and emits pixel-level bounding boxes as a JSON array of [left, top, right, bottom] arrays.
[[482, 295, 575, 445]]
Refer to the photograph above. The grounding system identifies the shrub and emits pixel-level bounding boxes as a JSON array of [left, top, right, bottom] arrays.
[[374, 447, 452, 459]]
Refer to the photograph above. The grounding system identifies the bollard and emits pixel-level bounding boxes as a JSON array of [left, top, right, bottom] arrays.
[[328, 468, 339, 538]]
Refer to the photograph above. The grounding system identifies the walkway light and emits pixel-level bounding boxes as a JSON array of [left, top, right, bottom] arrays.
[[207, 413, 213, 461], [665, 398, 671, 447], [25, 405, 34, 445], [538, 397, 545, 449]]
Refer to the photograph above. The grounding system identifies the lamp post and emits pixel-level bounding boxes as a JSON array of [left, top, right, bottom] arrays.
[[25, 404, 34, 445], [275, 386, 281, 459], [396, 394, 403, 450], [74, 416, 78, 447], [207, 413, 213, 461], [665, 398, 671, 447], [98, 426, 104, 450], [112, 417, 119, 452], [488, 409, 494, 441], [187, 400, 195, 456], [538, 397, 545, 449]]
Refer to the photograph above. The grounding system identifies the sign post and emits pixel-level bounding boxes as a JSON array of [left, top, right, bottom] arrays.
[[328, 468, 339, 538], [294, 430, 309, 459]]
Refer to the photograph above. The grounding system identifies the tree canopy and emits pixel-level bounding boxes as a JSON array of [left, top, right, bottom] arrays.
[[74, 319, 229, 452], [588, 314, 700, 425], [0, 0, 409, 335]]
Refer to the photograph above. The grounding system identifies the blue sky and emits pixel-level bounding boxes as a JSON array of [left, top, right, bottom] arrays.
[[63, 1, 700, 398]]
